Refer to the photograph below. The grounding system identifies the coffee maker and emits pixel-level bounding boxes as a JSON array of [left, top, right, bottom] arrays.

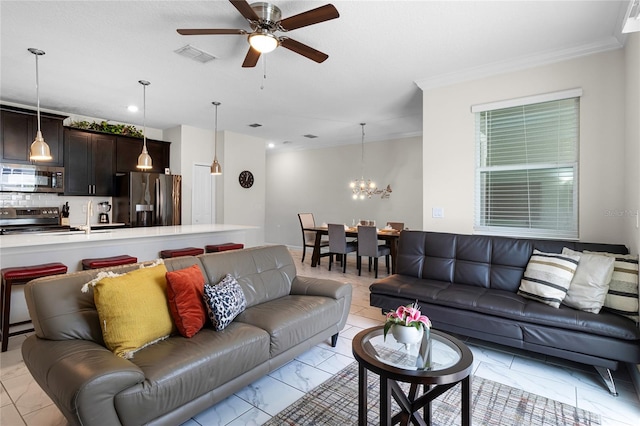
[[97, 201, 111, 223]]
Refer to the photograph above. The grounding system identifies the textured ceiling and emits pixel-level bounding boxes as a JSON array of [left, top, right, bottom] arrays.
[[0, 1, 631, 151]]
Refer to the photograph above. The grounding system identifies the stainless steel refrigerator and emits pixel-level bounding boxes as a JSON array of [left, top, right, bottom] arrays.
[[113, 172, 182, 227]]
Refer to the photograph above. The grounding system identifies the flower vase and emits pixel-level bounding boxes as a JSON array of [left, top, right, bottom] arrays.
[[391, 324, 423, 346], [418, 327, 432, 370]]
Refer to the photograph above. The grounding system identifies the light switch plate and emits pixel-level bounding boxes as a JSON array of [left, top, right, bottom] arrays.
[[432, 207, 444, 218]]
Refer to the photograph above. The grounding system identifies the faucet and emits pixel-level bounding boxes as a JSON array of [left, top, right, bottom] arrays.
[[80, 201, 92, 234]]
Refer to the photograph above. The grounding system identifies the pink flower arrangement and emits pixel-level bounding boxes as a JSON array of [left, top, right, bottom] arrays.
[[383, 301, 431, 340]]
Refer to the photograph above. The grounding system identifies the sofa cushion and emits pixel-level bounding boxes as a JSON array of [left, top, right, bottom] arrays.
[[586, 251, 639, 323], [89, 263, 175, 358], [236, 295, 341, 357], [114, 323, 270, 425], [518, 250, 580, 308], [166, 264, 207, 338], [561, 248, 615, 313], [203, 274, 247, 331]]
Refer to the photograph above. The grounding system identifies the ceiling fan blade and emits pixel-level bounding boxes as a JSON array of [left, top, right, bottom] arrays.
[[242, 46, 261, 68], [280, 38, 329, 63], [279, 4, 339, 31], [230, 0, 260, 22], [177, 29, 246, 35]]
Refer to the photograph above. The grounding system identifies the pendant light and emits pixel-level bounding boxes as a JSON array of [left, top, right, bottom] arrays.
[[349, 123, 392, 199], [28, 48, 52, 161], [210, 101, 222, 175], [136, 80, 152, 170]]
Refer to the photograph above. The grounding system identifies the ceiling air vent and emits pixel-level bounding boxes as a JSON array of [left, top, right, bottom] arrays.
[[303, 134, 318, 139], [248, 123, 262, 128], [174, 45, 216, 63]]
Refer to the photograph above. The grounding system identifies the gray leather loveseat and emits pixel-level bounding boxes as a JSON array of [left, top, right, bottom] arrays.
[[22, 245, 352, 426], [370, 230, 640, 395]]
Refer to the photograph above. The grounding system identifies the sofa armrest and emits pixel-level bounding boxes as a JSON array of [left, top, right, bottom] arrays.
[[291, 275, 352, 331], [22, 335, 144, 426]]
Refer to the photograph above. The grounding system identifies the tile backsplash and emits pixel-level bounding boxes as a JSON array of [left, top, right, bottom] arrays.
[[0, 193, 114, 226]]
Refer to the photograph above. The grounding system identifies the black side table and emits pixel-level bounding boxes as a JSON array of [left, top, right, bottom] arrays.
[[352, 326, 473, 425]]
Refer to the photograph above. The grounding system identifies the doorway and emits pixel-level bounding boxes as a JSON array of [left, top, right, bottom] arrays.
[[192, 163, 214, 224]]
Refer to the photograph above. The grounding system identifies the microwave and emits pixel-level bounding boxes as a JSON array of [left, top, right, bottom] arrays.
[[0, 163, 64, 193]]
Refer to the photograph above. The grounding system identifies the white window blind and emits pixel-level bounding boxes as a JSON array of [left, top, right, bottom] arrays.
[[474, 94, 580, 239]]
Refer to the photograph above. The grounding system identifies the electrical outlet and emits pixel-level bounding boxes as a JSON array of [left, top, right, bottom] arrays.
[[82, 205, 87, 213], [432, 207, 444, 218]]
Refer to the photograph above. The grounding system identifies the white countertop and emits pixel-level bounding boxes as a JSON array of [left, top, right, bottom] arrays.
[[0, 224, 256, 249]]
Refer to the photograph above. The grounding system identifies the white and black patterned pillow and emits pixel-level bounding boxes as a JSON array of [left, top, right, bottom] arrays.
[[518, 249, 580, 308], [203, 274, 247, 331]]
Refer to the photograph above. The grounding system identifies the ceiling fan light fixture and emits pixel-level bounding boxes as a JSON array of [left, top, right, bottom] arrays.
[[248, 31, 279, 53]]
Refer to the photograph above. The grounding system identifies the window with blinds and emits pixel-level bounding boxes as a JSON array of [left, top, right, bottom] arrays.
[[473, 92, 580, 239]]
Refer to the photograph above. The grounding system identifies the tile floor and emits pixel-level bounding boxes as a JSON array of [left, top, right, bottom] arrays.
[[1, 248, 639, 426]]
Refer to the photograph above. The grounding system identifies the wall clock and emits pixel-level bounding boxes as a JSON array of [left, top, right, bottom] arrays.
[[238, 170, 254, 188]]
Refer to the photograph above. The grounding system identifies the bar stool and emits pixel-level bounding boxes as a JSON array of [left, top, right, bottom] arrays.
[[1, 262, 67, 352], [205, 243, 244, 253], [82, 255, 138, 270], [160, 247, 205, 258]]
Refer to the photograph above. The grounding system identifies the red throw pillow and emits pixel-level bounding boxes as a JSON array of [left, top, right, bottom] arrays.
[[165, 264, 207, 338]]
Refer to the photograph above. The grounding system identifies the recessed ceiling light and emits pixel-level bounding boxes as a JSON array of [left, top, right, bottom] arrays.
[[268, 143, 275, 148], [128, 105, 139, 112]]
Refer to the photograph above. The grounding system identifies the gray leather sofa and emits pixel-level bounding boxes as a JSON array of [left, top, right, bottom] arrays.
[[370, 231, 640, 395], [22, 245, 352, 426]]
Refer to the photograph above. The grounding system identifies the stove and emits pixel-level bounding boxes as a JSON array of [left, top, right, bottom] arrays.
[[0, 207, 71, 235]]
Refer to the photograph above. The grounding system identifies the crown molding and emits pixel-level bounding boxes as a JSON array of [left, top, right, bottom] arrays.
[[415, 37, 624, 91]]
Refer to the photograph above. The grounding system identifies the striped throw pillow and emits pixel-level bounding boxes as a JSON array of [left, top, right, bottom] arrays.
[[585, 251, 639, 324], [518, 250, 580, 308]]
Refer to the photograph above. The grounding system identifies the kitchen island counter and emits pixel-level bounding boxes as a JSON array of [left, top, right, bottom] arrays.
[[1, 223, 256, 324], [0, 224, 254, 250]]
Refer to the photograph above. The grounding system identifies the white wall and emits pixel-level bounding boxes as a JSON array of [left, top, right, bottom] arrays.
[[265, 136, 422, 247], [419, 49, 629, 246], [624, 32, 640, 254], [163, 125, 214, 225], [218, 131, 266, 247]]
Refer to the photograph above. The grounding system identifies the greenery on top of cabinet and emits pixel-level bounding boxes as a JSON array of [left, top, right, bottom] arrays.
[[68, 120, 143, 138]]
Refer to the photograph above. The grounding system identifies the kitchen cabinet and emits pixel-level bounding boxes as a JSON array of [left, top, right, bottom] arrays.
[[0, 105, 65, 166], [116, 136, 170, 173], [64, 128, 115, 195]]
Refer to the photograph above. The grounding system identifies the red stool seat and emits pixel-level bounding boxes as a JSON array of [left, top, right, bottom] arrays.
[[1, 262, 67, 352], [82, 255, 138, 270], [160, 247, 204, 258], [205, 243, 244, 253]]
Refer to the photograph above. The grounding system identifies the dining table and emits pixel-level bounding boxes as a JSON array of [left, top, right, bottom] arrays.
[[303, 226, 401, 274]]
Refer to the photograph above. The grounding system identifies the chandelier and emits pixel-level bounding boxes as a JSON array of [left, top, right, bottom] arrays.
[[349, 123, 392, 200]]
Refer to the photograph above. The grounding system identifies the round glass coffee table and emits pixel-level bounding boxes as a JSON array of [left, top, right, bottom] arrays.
[[352, 326, 473, 426]]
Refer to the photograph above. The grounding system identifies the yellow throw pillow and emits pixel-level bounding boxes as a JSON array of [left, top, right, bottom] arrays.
[[91, 263, 175, 358]]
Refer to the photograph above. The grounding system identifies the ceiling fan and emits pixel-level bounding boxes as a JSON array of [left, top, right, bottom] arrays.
[[177, 0, 339, 68]]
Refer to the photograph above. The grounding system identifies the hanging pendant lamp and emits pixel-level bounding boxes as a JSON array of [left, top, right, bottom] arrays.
[[28, 48, 52, 161], [210, 101, 222, 175], [136, 80, 153, 170], [349, 123, 392, 200]]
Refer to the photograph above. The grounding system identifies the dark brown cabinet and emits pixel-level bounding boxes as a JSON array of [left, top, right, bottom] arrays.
[[64, 128, 115, 196], [1, 105, 65, 166], [116, 136, 170, 173]]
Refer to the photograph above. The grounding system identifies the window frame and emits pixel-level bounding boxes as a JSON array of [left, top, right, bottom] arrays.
[[471, 89, 582, 239]]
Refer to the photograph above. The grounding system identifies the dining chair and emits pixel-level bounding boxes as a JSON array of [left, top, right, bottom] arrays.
[[328, 223, 358, 273], [298, 213, 330, 264], [386, 222, 404, 231], [357, 225, 390, 278]]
